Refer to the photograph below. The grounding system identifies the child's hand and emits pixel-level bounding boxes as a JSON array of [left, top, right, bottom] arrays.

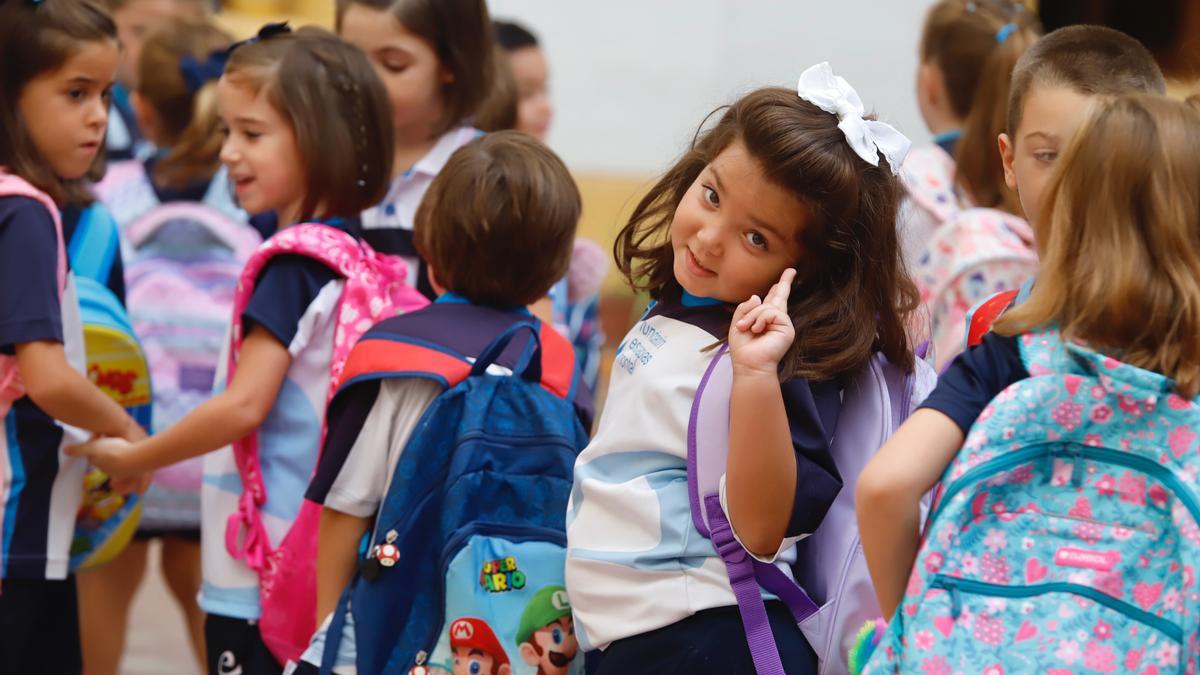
[[66, 437, 142, 479], [119, 418, 148, 443], [729, 268, 797, 377]]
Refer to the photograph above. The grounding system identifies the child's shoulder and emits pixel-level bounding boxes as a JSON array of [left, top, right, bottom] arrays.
[[0, 194, 55, 224], [369, 302, 538, 355]]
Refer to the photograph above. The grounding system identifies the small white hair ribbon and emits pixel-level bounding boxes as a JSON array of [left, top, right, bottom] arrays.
[[796, 62, 911, 175]]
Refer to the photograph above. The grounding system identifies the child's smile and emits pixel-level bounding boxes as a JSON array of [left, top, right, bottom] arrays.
[[670, 140, 806, 303]]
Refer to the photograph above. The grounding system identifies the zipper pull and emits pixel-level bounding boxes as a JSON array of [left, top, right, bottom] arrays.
[[414, 650, 428, 666], [944, 578, 963, 619]]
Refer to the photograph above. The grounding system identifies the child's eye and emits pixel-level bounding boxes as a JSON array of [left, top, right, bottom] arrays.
[[382, 61, 408, 74], [1033, 151, 1058, 163], [67, 89, 85, 100], [243, 130, 262, 141], [744, 231, 768, 250], [703, 186, 719, 207]]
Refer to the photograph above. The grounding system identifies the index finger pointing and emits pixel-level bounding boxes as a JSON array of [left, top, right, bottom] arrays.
[[766, 268, 796, 308]]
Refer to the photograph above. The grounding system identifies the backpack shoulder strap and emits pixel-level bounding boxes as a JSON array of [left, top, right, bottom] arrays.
[[0, 170, 66, 414], [337, 315, 578, 401], [0, 171, 65, 294], [69, 203, 120, 283]]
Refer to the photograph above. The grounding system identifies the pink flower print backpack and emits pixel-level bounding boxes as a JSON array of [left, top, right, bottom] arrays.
[[897, 145, 966, 267], [222, 223, 429, 665], [864, 326, 1200, 674], [913, 207, 1038, 370]]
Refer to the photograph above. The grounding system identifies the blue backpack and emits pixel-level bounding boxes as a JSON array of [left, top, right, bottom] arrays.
[[66, 203, 152, 570], [321, 317, 589, 675]]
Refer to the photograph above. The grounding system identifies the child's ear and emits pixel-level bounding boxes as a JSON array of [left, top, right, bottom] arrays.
[[130, 91, 163, 146], [997, 132, 1017, 190], [916, 62, 939, 111]]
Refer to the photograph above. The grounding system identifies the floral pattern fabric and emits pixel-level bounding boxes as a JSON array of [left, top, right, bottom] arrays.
[[865, 327, 1200, 674]]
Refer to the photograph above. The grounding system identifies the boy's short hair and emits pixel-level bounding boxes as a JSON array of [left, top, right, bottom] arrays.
[[1008, 24, 1166, 134], [415, 131, 580, 307]]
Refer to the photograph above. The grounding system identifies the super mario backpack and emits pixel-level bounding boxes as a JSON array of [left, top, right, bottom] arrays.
[[688, 344, 937, 675], [222, 223, 428, 665], [318, 315, 590, 675], [64, 202, 154, 570], [863, 326, 1200, 673]]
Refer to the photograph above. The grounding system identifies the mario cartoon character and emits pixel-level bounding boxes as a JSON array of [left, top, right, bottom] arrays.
[[516, 586, 577, 675], [450, 617, 511, 675]]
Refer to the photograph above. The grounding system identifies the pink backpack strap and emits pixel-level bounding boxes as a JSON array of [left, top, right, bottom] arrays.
[[0, 170, 66, 416], [223, 223, 428, 572]]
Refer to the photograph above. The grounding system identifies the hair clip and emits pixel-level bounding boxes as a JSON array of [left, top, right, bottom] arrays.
[[965, 1, 977, 12], [226, 21, 291, 56], [179, 49, 229, 94], [995, 22, 1018, 43]]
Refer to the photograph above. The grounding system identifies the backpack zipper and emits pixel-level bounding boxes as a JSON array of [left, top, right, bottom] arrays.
[[929, 575, 1183, 643], [932, 444, 1200, 526]]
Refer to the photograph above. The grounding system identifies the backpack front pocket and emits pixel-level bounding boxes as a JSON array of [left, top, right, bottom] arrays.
[[900, 575, 1183, 674]]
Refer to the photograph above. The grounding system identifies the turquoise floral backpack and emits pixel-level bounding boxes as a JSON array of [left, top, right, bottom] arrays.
[[865, 327, 1200, 674]]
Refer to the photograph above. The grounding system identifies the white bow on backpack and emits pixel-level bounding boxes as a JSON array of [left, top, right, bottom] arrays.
[[797, 62, 911, 175]]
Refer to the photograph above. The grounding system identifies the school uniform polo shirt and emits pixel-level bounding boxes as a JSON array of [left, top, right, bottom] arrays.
[[0, 196, 89, 580]]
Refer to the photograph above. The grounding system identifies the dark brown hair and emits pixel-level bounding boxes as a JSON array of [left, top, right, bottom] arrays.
[[616, 87, 919, 381], [920, 0, 1040, 214], [223, 27, 394, 222], [137, 18, 231, 190], [1007, 24, 1166, 136], [0, 0, 117, 206], [474, 46, 518, 133], [996, 94, 1200, 397], [336, 0, 493, 136], [415, 131, 579, 307]]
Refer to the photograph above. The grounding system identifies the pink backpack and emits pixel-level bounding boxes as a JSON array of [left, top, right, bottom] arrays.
[[222, 223, 429, 664], [0, 171, 66, 417], [912, 207, 1038, 370], [898, 145, 969, 266]]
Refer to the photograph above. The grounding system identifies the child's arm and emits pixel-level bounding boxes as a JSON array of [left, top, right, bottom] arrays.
[[856, 408, 964, 618], [67, 325, 291, 477], [316, 507, 372, 623], [15, 340, 145, 441], [725, 268, 802, 557]]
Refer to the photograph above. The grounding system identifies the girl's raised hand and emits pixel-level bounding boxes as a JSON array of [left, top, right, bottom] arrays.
[[728, 268, 796, 377]]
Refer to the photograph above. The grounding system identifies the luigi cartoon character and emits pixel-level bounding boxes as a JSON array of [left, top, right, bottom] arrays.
[[516, 586, 577, 675], [450, 617, 512, 675]]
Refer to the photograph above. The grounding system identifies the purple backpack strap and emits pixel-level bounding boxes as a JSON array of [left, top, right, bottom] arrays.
[[688, 345, 820, 675]]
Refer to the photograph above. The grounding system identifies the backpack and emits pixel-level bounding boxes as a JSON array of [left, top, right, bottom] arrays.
[[222, 223, 428, 665], [913, 207, 1038, 370], [897, 145, 965, 267], [0, 172, 68, 417], [318, 317, 589, 675], [864, 326, 1200, 673], [123, 201, 261, 529], [66, 202, 153, 570], [690, 345, 936, 675]]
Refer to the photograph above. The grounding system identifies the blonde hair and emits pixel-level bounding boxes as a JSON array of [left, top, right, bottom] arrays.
[[995, 94, 1200, 397], [137, 18, 230, 190]]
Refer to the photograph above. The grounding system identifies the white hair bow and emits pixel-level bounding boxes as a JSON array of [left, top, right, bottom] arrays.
[[796, 62, 911, 175]]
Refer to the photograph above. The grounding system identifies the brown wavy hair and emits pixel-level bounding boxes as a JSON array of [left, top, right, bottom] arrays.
[[0, 0, 116, 206], [616, 87, 919, 381], [223, 27, 394, 222], [920, 0, 1040, 214], [137, 18, 231, 191], [995, 95, 1200, 397]]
